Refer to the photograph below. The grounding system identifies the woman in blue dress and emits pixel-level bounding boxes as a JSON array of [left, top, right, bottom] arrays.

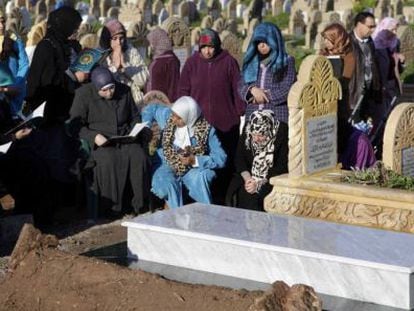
[[142, 96, 227, 208]]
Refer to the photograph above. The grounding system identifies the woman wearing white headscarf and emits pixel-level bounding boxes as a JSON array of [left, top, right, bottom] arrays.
[[142, 96, 227, 208]]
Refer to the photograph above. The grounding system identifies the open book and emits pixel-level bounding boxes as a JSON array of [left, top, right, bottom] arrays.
[[0, 142, 12, 154], [102, 122, 148, 146], [4, 102, 46, 136]]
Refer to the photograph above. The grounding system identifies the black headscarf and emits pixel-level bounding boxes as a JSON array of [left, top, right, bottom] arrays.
[[47, 7, 82, 40], [91, 66, 114, 90]]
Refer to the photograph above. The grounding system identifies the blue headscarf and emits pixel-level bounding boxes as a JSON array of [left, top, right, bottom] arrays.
[[242, 22, 288, 84]]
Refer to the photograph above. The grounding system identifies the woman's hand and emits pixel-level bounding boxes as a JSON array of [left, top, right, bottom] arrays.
[[111, 48, 125, 71], [244, 178, 258, 194], [94, 134, 108, 147], [179, 154, 195, 166], [250, 87, 269, 105], [14, 128, 32, 140]]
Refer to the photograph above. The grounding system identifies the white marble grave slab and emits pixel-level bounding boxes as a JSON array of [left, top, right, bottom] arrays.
[[122, 203, 414, 310]]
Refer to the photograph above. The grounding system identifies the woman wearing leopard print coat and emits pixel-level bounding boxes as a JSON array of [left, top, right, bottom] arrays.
[[142, 96, 226, 208]]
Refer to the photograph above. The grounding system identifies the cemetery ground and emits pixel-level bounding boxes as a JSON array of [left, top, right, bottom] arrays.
[[0, 214, 319, 311]]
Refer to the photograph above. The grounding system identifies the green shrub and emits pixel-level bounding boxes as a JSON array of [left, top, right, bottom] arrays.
[[263, 13, 289, 30], [352, 0, 377, 13]]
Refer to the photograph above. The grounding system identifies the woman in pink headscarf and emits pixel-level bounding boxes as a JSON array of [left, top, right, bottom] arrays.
[[146, 28, 180, 102], [372, 17, 405, 111], [99, 19, 149, 107]]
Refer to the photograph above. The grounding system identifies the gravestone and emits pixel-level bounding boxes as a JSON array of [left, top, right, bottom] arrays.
[[375, 0, 390, 20], [79, 33, 99, 48], [282, 0, 291, 13], [398, 25, 414, 64], [226, 0, 236, 19], [107, 7, 120, 19], [322, 11, 340, 23], [201, 14, 213, 29], [178, 1, 190, 25], [77, 22, 94, 40], [45, 0, 54, 13], [138, 0, 153, 25], [191, 26, 201, 52], [236, 2, 245, 18], [127, 21, 149, 59], [100, 0, 111, 18], [383, 103, 414, 177], [158, 8, 169, 26], [197, 0, 208, 13], [167, 0, 179, 16], [272, 0, 283, 16], [220, 30, 242, 65], [152, 0, 164, 16], [34, 0, 47, 19], [162, 16, 191, 71], [26, 20, 46, 48], [89, 0, 100, 18], [305, 10, 322, 49], [395, 0, 403, 16], [287, 55, 341, 176], [207, 0, 221, 20], [212, 17, 226, 33], [242, 18, 259, 53], [119, 4, 142, 30], [289, 9, 306, 36], [341, 9, 353, 31]]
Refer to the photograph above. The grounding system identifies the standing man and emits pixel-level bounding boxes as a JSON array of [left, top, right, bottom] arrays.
[[349, 12, 382, 129]]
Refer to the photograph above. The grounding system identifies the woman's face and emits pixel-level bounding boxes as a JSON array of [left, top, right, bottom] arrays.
[[257, 42, 270, 56], [171, 112, 186, 128], [251, 133, 268, 145], [323, 37, 334, 52], [98, 84, 115, 99], [200, 45, 215, 59], [110, 33, 125, 50]]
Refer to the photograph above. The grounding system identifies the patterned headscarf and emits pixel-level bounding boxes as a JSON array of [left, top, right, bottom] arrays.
[[320, 23, 352, 56], [245, 110, 280, 189], [147, 28, 172, 58], [199, 28, 222, 57], [372, 17, 399, 50], [242, 22, 288, 83]]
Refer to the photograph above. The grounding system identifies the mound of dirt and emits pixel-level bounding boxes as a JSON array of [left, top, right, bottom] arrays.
[[0, 224, 322, 311]]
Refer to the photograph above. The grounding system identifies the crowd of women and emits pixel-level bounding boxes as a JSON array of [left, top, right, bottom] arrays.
[[0, 6, 406, 227]]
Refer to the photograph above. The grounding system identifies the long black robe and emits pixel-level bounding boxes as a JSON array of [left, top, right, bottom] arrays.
[[226, 122, 288, 211], [70, 82, 150, 213]]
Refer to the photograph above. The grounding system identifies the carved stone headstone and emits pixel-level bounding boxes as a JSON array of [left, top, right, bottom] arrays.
[[322, 11, 340, 23], [178, 1, 190, 25], [152, 0, 164, 16], [394, 0, 403, 16], [207, 0, 221, 20], [220, 30, 242, 65], [226, 0, 236, 19], [167, 0, 179, 16], [341, 9, 353, 31], [127, 21, 149, 59], [161, 17, 191, 70], [191, 26, 201, 51], [398, 25, 414, 64], [100, 0, 111, 18], [158, 8, 169, 26], [89, 0, 100, 18], [375, 0, 390, 20], [236, 2, 245, 18], [77, 22, 94, 40], [34, 0, 47, 19], [201, 14, 213, 29], [289, 9, 306, 36], [383, 103, 414, 177], [79, 33, 99, 49], [272, 0, 283, 16], [197, 0, 208, 13], [212, 17, 226, 33], [107, 7, 120, 19], [119, 4, 142, 30], [305, 10, 322, 48], [26, 20, 46, 47], [282, 0, 291, 13], [138, 0, 152, 25], [242, 18, 259, 52], [287, 55, 341, 176]]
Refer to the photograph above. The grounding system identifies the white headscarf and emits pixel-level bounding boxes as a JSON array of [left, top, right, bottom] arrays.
[[171, 96, 202, 149]]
